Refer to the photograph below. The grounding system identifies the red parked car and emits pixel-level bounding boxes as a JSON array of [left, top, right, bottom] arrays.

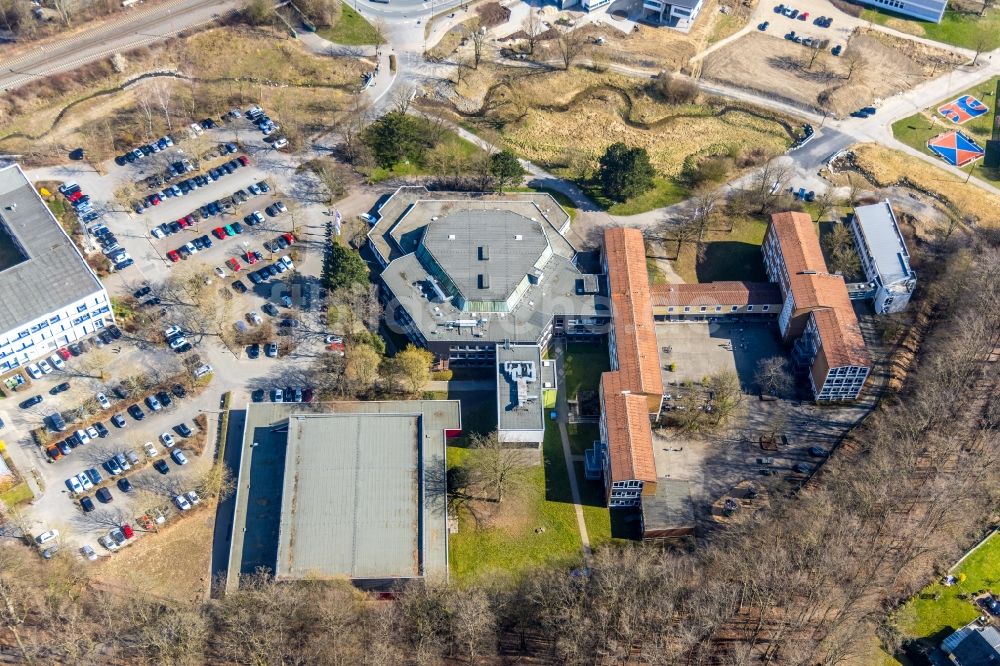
[[282, 232, 295, 245], [237, 155, 249, 166], [225, 258, 242, 272], [67, 190, 85, 202], [212, 227, 227, 240], [184, 214, 196, 226], [167, 250, 180, 263], [177, 217, 190, 229], [121, 524, 134, 539], [56, 347, 71, 360]]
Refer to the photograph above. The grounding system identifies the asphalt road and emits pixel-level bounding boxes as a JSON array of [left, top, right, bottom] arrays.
[[0, 0, 240, 92]]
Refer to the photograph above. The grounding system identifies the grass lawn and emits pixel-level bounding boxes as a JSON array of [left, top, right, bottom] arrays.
[[584, 178, 688, 216], [447, 423, 586, 584], [563, 341, 609, 401], [861, 7, 1000, 51], [891, 532, 1000, 653], [368, 130, 484, 183], [672, 215, 769, 283], [316, 3, 381, 46], [0, 480, 32, 508], [890, 76, 1000, 185], [567, 422, 599, 455]]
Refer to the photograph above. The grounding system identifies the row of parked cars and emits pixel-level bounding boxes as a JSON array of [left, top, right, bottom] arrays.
[[135, 154, 250, 212], [44, 382, 189, 461], [113, 134, 176, 166], [246, 254, 295, 286]]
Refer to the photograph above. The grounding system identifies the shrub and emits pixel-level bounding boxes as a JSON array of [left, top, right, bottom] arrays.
[[431, 370, 454, 381], [648, 74, 698, 105]]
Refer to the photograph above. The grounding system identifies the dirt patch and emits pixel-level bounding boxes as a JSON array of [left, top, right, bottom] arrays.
[[92, 503, 215, 603], [839, 143, 1000, 226], [701, 29, 963, 116], [476, 1, 511, 27]]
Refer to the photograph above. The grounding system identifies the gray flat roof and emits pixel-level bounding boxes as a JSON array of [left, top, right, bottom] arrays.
[[496, 344, 548, 434], [382, 251, 607, 344], [642, 479, 696, 530], [229, 400, 461, 586], [0, 165, 105, 334], [853, 201, 914, 286], [421, 210, 549, 303], [278, 413, 422, 580]]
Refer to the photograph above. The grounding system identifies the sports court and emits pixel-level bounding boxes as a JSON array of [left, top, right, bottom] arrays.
[[937, 95, 990, 124], [927, 131, 985, 167]]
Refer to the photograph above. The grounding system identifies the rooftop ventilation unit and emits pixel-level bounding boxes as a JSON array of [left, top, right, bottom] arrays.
[[448, 234, 456, 240]]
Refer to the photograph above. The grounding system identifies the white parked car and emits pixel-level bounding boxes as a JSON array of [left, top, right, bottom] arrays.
[[37, 360, 53, 375], [96, 392, 111, 410], [193, 364, 213, 379], [143, 441, 158, 457], [98, 535, 120, 551], [49, 354, 66, 371], [26, 363, 42, 379], [35, 530, 59, 544], [174, 494, 192, 511], [189, 122, 204, 136], [186, 490, 201, 505], [86, 426, 99, 441], [171, 449, 188, 465], [75, 428, 91, 445], [80, 544, 98, 561], [65, 476, 83, 494], [78, 473, 93, 491], [279, 255, 294, 270], [150, 227, 166, 239], [169, 336, 188, 350], [247, 311, 262, 326], [159, 432, 175, 448], [273, 137, 288, 149], [214, 266, 226, 278]]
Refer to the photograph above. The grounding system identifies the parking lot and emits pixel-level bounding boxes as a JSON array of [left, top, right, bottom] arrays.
[[4, 103, 354, 562]]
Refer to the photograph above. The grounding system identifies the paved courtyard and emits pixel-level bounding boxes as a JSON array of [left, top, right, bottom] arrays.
[[656, 320, 784, 390]]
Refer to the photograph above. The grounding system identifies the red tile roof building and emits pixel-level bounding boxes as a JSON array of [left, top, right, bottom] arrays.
[[763, 212, 871, 401]]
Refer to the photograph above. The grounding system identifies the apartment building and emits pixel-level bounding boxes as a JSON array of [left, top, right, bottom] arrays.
[[0, 165, 112, 374], [850, 200, 916, 314], [764, 212, 871, 402], [853, 0, 947, 23]]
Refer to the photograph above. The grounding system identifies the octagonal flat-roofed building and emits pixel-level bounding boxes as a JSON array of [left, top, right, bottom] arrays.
[[369, 187, 608, 368]]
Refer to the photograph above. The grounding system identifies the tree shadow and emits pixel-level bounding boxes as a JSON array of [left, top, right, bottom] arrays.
[[696, 241, 766, 283]]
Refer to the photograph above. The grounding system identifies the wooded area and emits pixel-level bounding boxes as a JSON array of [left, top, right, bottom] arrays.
[[1, 233, 998, 664]]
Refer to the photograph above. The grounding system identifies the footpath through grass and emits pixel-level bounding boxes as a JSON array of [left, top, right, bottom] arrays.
[[891, 531, 1000, 654], [317, 2, 381, 46], [860, 7, 1000, 51]]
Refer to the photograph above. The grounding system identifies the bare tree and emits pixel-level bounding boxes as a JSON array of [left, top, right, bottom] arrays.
[[554, 27, 586, 70], [523, 10, 544, 55], [744, 157, 792, 214], [468, 430, 523, 503], [466, 24, 488, 69], [754, 356, 793, 397]]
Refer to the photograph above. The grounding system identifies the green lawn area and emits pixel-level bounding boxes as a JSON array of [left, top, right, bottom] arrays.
[[447, 422, 587, 584], [566, 422, 599, 455], [316, 3, 381, 46], [861, 7, 1000, 51], [890, 532, 1000, 657], [671, 215, 768, 283], [583, 178, 688, 216], [891, 76, 1000, 184], [368, 130, 484, 183], [0, 480, 32, 508], [563, 341, 610, 401]]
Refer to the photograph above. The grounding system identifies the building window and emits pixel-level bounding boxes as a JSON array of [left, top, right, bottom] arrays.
[[77, 304, 88, 313], [762, 305, 770, 312], [731, 306, 738, 312], [747, 305, 754, 312], [683, 306, 691, 312], [715, 306, 722, 312]]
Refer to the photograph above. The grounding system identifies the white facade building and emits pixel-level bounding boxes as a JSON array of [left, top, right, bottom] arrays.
[[850, 200, 916, 315], [642, 0, 704, 28], [0, 165, 112, 373]]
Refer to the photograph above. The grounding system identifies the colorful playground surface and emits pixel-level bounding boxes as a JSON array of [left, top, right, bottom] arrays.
[[937, 95, 990, 124], [927, 131, 985, 167]]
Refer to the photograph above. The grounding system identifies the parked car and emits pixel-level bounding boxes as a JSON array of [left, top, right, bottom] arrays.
[[19, 395, 43, 409], [96, 488, 113, 503], [160, 432, 175, 447], [171, 449, 189, 465], [174, 494, 192, 511], [153, 459, 170, 474], [85, 468, 103, 485], [66, 476, 83, 494], [127, 404, 145, 421], [117, 478, 134, 493], [111, 413, 127, 428], [96, 392, 111, 410], [176, 422, 193, 438], [80, 497, 95, 513], [80, 544, 98, 561]]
